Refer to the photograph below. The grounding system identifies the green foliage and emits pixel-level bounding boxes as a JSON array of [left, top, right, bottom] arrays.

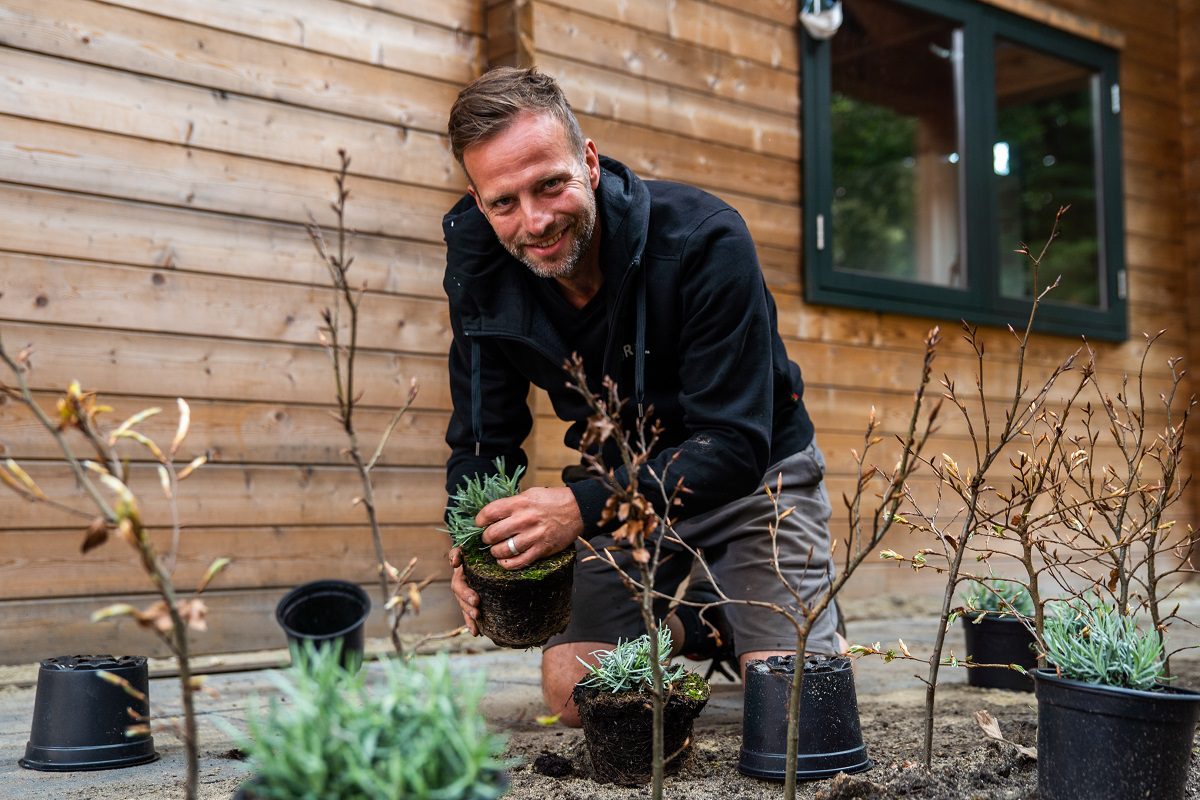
[[962, 579, 1034, 617], [576, 628, 688, 694], [236, 644, 508, 800], [1043, 598, 1165, 691], [446, 458, 524, 550]]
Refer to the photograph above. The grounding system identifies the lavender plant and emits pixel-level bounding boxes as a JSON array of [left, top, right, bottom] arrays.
[[577, 629, 687, 694]]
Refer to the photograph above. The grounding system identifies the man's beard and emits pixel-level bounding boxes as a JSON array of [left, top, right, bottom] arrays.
[[504, 199, 597, 280]]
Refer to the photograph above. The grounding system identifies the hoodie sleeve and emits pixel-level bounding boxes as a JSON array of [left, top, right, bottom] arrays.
[[442, 198, 533, 503], [568, 208, 775, 534], [444, 304, 533, 503]]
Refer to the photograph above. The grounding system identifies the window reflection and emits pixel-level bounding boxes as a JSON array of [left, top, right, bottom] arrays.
[[831, 0, 964, 287], [994, 40, 1101, 307]]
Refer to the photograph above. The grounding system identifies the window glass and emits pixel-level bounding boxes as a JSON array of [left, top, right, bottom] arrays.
[[994, 39, 1101, 306], [831, 0, 963, 287]]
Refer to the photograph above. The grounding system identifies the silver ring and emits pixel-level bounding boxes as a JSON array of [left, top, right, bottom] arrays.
[[506, 536, 519, 556]]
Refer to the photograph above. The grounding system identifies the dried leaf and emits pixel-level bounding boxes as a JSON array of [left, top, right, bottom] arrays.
[[407, 582, 422, 614], [197, 557, 231, 593], [81, 517, 109, 554], [92, 603, 137, 623], [4, 459, 47, 500], [115, 430, 165, 462], [177, 598, 209, 632], [974, 709, 1036, 759], [96, 670, 147, 702], [631, 547, 650, 564], [177, 453, 208, 481], [107, 407, 162, 445], [171, 398, 191, 456]]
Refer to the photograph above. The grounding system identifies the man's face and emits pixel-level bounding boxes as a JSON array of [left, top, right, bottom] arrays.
[[465, 111, 601, 280]]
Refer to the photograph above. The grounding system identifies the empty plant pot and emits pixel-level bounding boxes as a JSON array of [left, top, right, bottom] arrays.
[[572, 673, 709, 785], [739, 654, 870, 781], [1035, 669, 1200, 800], [20, 655, 158, 772], [961, 613, 1037, 692], [276, 580, 370, 669], [462, 548, 574, 648]]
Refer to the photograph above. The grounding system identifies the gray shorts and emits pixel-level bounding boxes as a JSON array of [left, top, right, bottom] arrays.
[[545, 440, 841, 656]]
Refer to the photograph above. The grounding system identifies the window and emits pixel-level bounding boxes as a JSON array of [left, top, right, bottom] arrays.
[[802, 0, 1126, 340]]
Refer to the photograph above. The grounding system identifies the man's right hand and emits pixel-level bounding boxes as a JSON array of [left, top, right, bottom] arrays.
[[448, 546, 480, 636]]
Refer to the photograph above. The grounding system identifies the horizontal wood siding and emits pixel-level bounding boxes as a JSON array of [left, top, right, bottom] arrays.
[[1182, 0, 1200, 555], [520, 0, 1198, 605], [0, 0, 475, 662], [1, 0, 1195, 663]]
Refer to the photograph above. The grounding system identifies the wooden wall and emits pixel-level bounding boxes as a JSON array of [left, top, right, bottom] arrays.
[[1183, 0, 1200, 534], [0, 0, 479, 662], [501, 0, 1199, 604], [0, 0, 1195, 664]]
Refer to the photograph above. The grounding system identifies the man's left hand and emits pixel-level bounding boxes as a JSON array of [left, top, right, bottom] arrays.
[[476, 486, 582, 570]]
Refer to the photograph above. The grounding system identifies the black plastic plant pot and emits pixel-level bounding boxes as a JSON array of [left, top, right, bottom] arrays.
[[463, 548, 574, 648], [739, 654, 871, 781], [19, 655, 158, 772], [275, 579, 370, 670], [1035, 668, 1200, 800], [961, 613, 1037, 692], [572, 673, 710, 785]]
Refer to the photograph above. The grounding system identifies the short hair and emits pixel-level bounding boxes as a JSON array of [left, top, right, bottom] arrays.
[[447, 67, 586, 167]]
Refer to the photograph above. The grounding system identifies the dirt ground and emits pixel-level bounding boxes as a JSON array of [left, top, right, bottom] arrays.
[[497, 658, 1200, 800]]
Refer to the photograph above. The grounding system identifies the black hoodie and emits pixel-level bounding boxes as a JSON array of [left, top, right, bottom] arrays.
[[442, 156, 814, 537]]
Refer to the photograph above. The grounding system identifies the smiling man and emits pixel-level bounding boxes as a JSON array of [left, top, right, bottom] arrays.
[[441, 67, 841, 726]]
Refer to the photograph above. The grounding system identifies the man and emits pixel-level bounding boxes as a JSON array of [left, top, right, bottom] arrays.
[[442, 67, 840, 726]]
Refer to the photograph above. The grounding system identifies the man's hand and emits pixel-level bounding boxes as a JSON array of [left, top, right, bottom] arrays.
[[448, 546, 479, 636], [477, 486, 583, 570]]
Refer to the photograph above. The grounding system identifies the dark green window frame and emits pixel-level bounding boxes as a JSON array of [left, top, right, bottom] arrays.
[[802, 0, 1127, 341]]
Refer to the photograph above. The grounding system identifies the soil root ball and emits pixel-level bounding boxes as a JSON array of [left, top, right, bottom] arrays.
[[573, 678, 710, 785]]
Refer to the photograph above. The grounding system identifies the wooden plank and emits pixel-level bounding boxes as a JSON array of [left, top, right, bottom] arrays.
[[340, 0, 484, 35], [0, 524, 451, 599], [772, 292, 1187, 367], [544, 0, 799, 71], [543, 53, 800, 160], [1124, 130, 1184, 174], [581, 114, 798, 204], [1122, 95, 1181, 141], [1122, 62, 1183, 110], [980, 0, 1125, 48], [97, 0, 483, 85], [0, 184, 447, 297], [485, 1, 518, 66], [0, 322, 451, 408], [0, 47, 465, 193], [0, 393, 451, 465], [0, 253, 451, 353], [1126, 233, 1183, 269], [1124, 160, 1182, 204], [0, 115, 456, 243], [1126, 195, 1182, 242], [532, 3, 800, 116], [0, 0, 457, 133], [0, 583, 461, 663], [1, 463, 448, 530], [706, 0, 794, 28]]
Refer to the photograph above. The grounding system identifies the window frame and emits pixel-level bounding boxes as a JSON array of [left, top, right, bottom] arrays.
[[802, 0, 1127, 341]]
